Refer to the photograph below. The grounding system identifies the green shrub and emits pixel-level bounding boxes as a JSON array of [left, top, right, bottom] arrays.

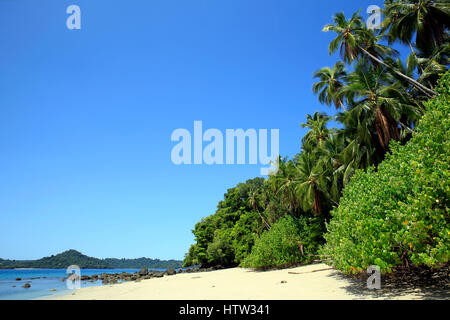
[[320, 72, 450, 274], [242, 215, 323, 269]]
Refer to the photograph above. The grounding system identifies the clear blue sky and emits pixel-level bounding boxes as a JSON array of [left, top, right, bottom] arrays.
[[0, 0, 386, 260]]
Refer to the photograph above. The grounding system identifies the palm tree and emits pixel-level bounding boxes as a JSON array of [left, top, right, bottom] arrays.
[[293, 153, 329, 215], [247, 190, 271, 231], [323, 11, 437, 97], [416, 42, 450, 87], [325, 11, 364, 63], [358, 28, 399, 68], [337, 109, 379, 183], [301, 112, 331, 149], [382, 0, 450, 56], [317, 130, 346, 203], [272, 160, 300, 214], [341, 62, 420, 150], [313, 62, 347, 110]]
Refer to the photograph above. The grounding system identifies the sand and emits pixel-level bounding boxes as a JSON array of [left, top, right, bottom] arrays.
[[48, 263, 433, 300]]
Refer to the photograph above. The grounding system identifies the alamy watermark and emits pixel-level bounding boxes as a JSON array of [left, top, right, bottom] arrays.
[[66, 265, 81, 290], [66, 5, 81, 30], [64, 4, 381, 31], [367, 5, 382, 30], [367, 265, 381, 289], [171, 121, 280, 175]]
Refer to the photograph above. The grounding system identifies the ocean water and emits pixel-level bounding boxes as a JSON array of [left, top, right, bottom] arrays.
[[0, 268, 166, 300]]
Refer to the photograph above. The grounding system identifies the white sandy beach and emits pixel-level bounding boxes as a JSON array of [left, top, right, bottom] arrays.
[[48, 263, 435, 300]]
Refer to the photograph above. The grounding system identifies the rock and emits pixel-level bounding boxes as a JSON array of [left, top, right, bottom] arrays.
[[22, 283, 31, 288], [15, 278, 21, 281], [177, 269, 184, 273], [153, 271, 164, 278], [80, 275, 91, 281], [139, 268, 148, 276], [49, 289, 56, 292], [281, 280, 287, 284], [165, 268, 176, 276]]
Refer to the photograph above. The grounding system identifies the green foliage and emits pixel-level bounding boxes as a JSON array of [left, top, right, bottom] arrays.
[[183, 178, 266, 267], [321, 72, 450, 274], [242, 215, 324, 269], [184, 2, 448, 273], [231, 211, 260, 264]]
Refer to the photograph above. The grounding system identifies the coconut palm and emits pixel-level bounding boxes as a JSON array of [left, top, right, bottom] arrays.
[[317, 130, 346, 203], [270, 158, 299, 214], [382, 0, 450, 56], [247, 190, 271, 231], [313, 62, 347, 110], [341, 62, 421, 150], [300, 112, 332, 149], [323, 11, 437, 97], [293, 153, 329, 215], [416, 42, 450, 87], [336, 110, 379, 184]]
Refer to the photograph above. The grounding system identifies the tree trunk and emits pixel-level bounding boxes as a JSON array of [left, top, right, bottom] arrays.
[[313, 189, 321, 214], [375, 107, 400, 149], [359, 47, 437, 97]]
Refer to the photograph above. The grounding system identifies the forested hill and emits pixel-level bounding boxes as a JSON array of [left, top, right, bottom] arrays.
[[0, 250, 182, 269]]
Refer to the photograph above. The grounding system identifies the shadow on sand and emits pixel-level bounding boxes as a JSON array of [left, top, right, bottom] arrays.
[[328, 266, 449, 300]]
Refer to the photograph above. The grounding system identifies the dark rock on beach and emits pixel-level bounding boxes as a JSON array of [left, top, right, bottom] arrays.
[[165, 268, 176, 276], [22, 283, 31, 288], [152, 271, 164, 278], [139, 268, 148, 276]]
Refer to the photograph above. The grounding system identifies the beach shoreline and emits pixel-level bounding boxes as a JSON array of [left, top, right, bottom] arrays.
[[46, 263, 443, 300]]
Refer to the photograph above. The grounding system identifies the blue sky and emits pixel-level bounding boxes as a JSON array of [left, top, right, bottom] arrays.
[[0, 0, 387, 260]]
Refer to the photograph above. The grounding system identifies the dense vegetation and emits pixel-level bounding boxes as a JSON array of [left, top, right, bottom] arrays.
[[321, 72, 449, 273], [0, 250, 182, 269], [241, 215, 324, 269], [184, 0, 449, 273]]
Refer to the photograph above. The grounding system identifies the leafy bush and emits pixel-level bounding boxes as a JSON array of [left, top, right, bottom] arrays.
[[242, 215, 324, 269], [183, 178, 266, 267], [320, 72, 450, 274]]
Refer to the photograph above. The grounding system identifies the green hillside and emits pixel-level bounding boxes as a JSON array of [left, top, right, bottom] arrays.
[[0, 250, 182, 269]]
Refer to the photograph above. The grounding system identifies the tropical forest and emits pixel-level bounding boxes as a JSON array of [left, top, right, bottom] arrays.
[[183, 0, 450, 276]]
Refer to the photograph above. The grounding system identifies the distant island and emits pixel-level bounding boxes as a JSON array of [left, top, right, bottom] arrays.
[[0, 250, 182, 269]]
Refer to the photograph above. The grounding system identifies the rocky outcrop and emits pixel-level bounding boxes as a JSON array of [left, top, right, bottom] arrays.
[[165, 268, 176, 276], [70, 266, 226, 286]]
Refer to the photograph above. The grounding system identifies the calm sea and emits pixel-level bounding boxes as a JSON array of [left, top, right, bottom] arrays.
[[0, 268, 166, 300]]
